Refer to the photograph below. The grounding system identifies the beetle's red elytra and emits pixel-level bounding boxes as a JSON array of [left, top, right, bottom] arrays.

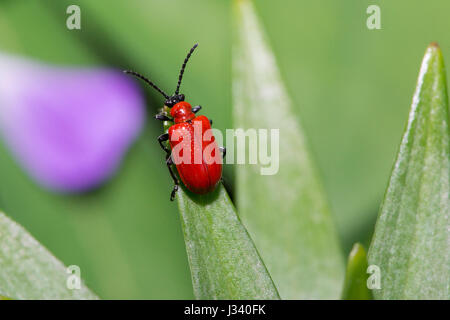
[[124, 44, 224, 200]]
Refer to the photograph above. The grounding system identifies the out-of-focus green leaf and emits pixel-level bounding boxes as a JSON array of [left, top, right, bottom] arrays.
[[232, 0, 344, 299], [0, 211, 98, 300], [177, 185, 280, 299], [341, 243, 372, 300], [0, 295, 12, 300], [368, 43, 450, 300]]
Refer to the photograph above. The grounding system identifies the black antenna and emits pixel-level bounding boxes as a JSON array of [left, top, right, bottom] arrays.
[[175, 43, 198, 95], [123, 70, 169, 99]]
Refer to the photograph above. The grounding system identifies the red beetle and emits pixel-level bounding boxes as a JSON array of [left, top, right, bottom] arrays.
[[125, 44, 224, 200]]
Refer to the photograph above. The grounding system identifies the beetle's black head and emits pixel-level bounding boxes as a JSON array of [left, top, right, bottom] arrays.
[[123, 43, 198, 107], [165, 94, 185, 108]]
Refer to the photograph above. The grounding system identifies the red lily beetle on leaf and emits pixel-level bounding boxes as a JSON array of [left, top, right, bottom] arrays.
[[125, 44, 224, 200]]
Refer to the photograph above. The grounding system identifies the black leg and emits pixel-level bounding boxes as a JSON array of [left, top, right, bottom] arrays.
[[157, 133, 170, 154], [192, 105, 202, 113], [209, 119, 213, 125], [155, 114, 172, 121], [219, 146, 226, 159], [166, 156, 179, 201]]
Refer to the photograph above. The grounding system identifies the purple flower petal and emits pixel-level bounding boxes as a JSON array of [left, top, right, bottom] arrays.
[[0, 53, 145, 192]]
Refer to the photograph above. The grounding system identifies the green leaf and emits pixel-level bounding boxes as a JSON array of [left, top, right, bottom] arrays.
[[0, 211, 98, 299], [341, 243, 372, 300], [176, 184, 280, 299], [368, 43, 450, 300], [232, 0, 344, 299]]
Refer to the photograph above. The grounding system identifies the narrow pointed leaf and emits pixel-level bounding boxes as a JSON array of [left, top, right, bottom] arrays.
[[232, 0, 344, 299], [368, 43, 450, 300], [0, 211, 98, 299], [341, 243, 372, 300], [177, 185, 279, 299]]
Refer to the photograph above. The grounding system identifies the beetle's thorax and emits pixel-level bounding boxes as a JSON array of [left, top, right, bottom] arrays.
[[170, 101, 195, 124]]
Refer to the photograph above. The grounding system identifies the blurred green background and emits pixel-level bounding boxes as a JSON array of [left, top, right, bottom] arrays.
[[0, 0, 448, 299]]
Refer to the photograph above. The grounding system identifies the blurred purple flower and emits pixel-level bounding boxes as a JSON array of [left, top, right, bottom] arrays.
[[0, 53, 145, 192]]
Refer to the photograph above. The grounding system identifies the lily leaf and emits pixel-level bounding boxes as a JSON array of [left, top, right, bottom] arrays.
[[0, 211, 98, 299], [368, 43, 450, 299], [341, 243, 372, 300], [177, 184, 280, 299], [160, 120, 279, 300], [232, 0, 344, 299]]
